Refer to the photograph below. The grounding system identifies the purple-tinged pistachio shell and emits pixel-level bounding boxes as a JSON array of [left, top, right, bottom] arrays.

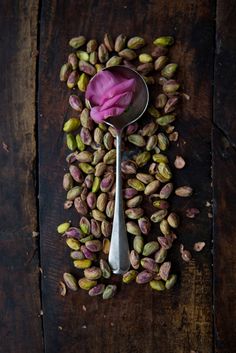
[[164, 96, 179, 113], [70, 250, 85, 260], [84, 266, 102, 280], [123, 188, 138, 199], [121, 160, 137, 174], [79, 216, 90, 234], [157, 236, 173, 250], [123, 270, 138, 284], [100, 173, 114, 192], [125, 208, 144, 220], [136, 270, 154, 284], [66, 227, 84, 240], [69, 165, 84, 183], [126, 221, 141, 236], [106, 200, 115, 218], [159, 261, 171, 281], [90, 218, 101, 238], [159, 183, 173, 199], [138, 217, 151, 235], [141, 257, 159, 272], [129, 250, 140, 269], [101, 220, 112, 237], [86, 192, 97, 209], [88, 283, 105, 296], [100, 259, 111, 279], [63, 173, 74, 191], [84, 174, 94, 189], [102, 284, 117, 300], [154, 247, 168, 263], [74, 197, 88, 215], [126, 195, 143, 208], [85, 240, 102, 252], [125, 123, 139, 135], [69, 94, 83, 112]]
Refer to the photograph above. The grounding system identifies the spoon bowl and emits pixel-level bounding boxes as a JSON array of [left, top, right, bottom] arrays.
[[87, 66, 149, 274]]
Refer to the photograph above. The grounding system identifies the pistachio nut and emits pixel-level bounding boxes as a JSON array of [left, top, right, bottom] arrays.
[[103, 149, 116, 164], [126, 195, 143, 208], [121, 160, 137, 174], [103, 238, 110, 254], [100, 173, 114, 192], [119, 48, 137, 60], [63, 273, 78, 291], [154, 247, 168, 263], [85, 239, 102, 252], [175, 186, 193, 197], [144, 180, 160, 195], [127, 36, 145, 49], [106, 56, 123, 67], [161, 63, 178, 79], [69, 36, 86, 48], [133, 235, 144, 254], [75, 134, 85, 151], [150, 280, 165, 291], [78, 162, 94, 174], [76, 151, 93, 163], [159, 182, 173, 199], [70, 250, 85, 260], [89, 51, 98, 65], [106, 200, 115, 218], [79, 216, 90, 234], [142, 241, 159, 256], [155, 93, 168, 109], [87, 39, 98, 53], [101, 220, 112, 237], [159, 261, 171, 281], [66, 238, 80, 250], [84, 266, 102, 280], [146, 135, 158, 151], [77, 73, 89, 92], [88, 284, 105, 296], [167, 212, 180, 228], [123, 187, 138, 199], [92, 209, 106, 221], [102, 284, 117, 300], [69, 94, 83, 112], [147, 106, 161, 119], [153, 36, 174, 47], [163, 79, 180, 94], [165, 274, 177, 289], [127, 178, 145, 191], [126, 221, 141, 236], [80, 127, 92, 145], [74, 196, 88, 215], [63, 173, 74, 191], [157, 236, 173, 250], [95, 162, 107, 177], [160, 219, 171, 236], [94, 127, 104, 145], [96, 193, 108, 212], [138, 217, 151, 235], [104, 33, 114, 51], [136, 270, 154, 284], [57, 222, 70, 234], [114, 34, 127, 52], [139, 53, 153, 63], [128, 134, 146, 147], [136, 63, 154, 75], [151, 45, 168, 57], [60, 63, 72, 81], [136, 173, 154, 185], [78, 277, 97, 290], [158, 162, 172, 180], [156, 114, 176, 126], [90, 218, 101, 238], [164, 96, 179, 114], [80, 245, 97, 260], [123, 270, 138, 284], [92, 176, 101, 193], [150, 209, 168, 223], [63, 118, 80, 133], [86, 192, 97, 209], [135, 151, 151, 167], [125, 208, 144, 220], [103, 132, 114, 150], [92, 149, 106, 165], [77, 50, 89, 61], [141, 257, 159, 272], [157, 133, 169, 151], [154, 55, 168, 71], [129, 249, 140, 269], [67, 186, 82, 201], [126, 123, 139, 135], [65, 227, 83, 239], [100, 259, 111, 279], [141, 121, 158, 136], [98, 43, 109, 63], [152, 199, 170, 209]]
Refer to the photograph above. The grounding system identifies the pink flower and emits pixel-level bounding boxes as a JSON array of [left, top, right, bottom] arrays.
[[85, 71, 136, 123]]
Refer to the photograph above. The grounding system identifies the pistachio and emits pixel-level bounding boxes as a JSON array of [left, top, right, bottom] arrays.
[[164, 96, 179, 113], [153, 36, 174, 47], [126, 123, 139, 135], [92, 176, 101, 193], [157, 236, 173, 250], [150, 209, 168, 223], [66, 133, 77, 151], [114, 34, 127, 52], [103, 149, 116, 164], [84, 266, 102, 280], [125, 208, 144, 220], [180, 244, 192, 262], [159, 182, 173, 199], [98, 43, 109, 63], [144, 180, 160, 195], [57, 222, 70, 234], [85, 239, 102, 252], [63, 118, 80, 133], [169, 131, 179, 141], [80, 108, 93, 129], [67, 69, 79, 87], [100, 173, 114, 192], [165, 274, 177, 289], [121, 160, 137, 174], [129, 249, 140, 269], [149, 162, 158, 175], [65, 227, 83, 240], [95, 162, 107, 177], [167, 212, 180, 228], [138, 217, 151, 235], [123, 270, 138, 284], [104, 33, 114, 51], [141, 121, 158, 136], [127, 178, 145, 192], [79, 162, 94, 174], [100, 259, 111, 279], [77, 50, 89, 61], [80, 245, 97, 260], [77, 73, 89, 92], [79, 235, 93, 244], [193, 242, 206, 252], [174, 155, 186, 169], [87, 39, 98, 53], [81, 186, 88, 201], [154, 55, 168, 71], [92, 209, 106, 222], [64, 200, 73, 209], [163, 79, 180, 94], [88, 284, 105, 296], [136, 173, 154, 185], [103, 238, 110, 254], [101, 220, 112, 237], [94, 127, 104, 145], [70, 250, 85, 260], [133, 235, 144, 254], [92, 149, 106, 165], [160, 219, 171, 236], [79, 216, 90, 234], [151, 45, 168, 57], [89, 51, 98, 65], [78, 277, 97, 290], [128, 134, 146, 147], [103, 284, 117, 300], [159, 261, 171, 281], [75, 151, 93, 163], [135, 151, 151, 167], [161, 63, 178, 79], [157, 133, 169, 151], [139, 53, 153, 63], [136, 63, 154, 75], [136, 270, 154, 284], [143, 241, 160, 257], [126, 195, 143, 208], [67, 186, 82, 201], [66, 238, 80, 250], [153, 200, 170, 209], [175, 186, 193, 197], [156, 114, 176, 126], [150, 280, 165, 291], [155, 94, 167, 109], [158, 162, 172, 180], [96, 193, 108, 212], [63, 173, 74, 191], [103, 132, 114, 150], [63, 273, 78, 291], [141, 257, 159, 272], [74, 197, 88, 215], [95, 63, 104, 72], [123, 187, 138, 199], [60, 63, 72, 81], [143, 76, 155, 85], [106, 200, 115, 218], [108, 126, 117, 137], [106, 56, 123, 67], [119, 48, 137, 60], [66, 152, 78, 163], [153, 153, 168, 163], [69, 94, 83, 112], [80, 127, 92, 145], [76, 134, 85, 151], [69, 36, 86, 48], [86, 192, 96, 209], [59, 281, 67, 296], [158, 76, 168, 85], [154, 247, 168, 263], [146, 135, 158, 151], [127, 36, 145, 49], [126, 221, 141, 236], [89, 219, 100, 238]]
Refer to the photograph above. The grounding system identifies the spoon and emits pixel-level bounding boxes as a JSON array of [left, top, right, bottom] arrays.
[[88, 66, 149, 274]]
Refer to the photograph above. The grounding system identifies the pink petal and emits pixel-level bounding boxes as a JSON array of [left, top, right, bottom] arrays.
[[102, 91, 133, 110], [90, 106, 126, 123], [100, 78, 136, 105]]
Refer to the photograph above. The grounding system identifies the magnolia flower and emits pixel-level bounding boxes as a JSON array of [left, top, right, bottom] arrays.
[[85, 71, 136, 123]]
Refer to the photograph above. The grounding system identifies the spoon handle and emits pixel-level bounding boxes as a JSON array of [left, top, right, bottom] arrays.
[[108, 129, 130, 274]]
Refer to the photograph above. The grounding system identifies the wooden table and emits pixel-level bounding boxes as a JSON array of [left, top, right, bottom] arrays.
[[0, 1, 235, 352]]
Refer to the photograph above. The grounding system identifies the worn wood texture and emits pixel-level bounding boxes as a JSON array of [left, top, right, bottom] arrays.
[[0, 1, 43, 353], [213, 1, 236, 352], [38, 1, 214, 352]]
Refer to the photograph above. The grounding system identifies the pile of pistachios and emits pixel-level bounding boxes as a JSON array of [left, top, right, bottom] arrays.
[[58, 34, 193, 300]]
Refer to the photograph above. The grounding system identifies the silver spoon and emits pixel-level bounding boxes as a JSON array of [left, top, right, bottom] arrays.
[[87, 66, 149, 274]]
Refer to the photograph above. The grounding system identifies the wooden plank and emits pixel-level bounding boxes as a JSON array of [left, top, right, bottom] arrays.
[[0, 1, 43, 353], [214, 1, 236, 352], [38, 1, 214, 352]]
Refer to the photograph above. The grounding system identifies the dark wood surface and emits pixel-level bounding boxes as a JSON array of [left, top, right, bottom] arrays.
[[0, 0, 235, 352]]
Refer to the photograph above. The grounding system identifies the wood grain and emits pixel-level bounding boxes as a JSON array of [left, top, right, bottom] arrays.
[[0, 1, 43, 353], [214, 1, 236, 352], [38, 1, 214, 352]]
